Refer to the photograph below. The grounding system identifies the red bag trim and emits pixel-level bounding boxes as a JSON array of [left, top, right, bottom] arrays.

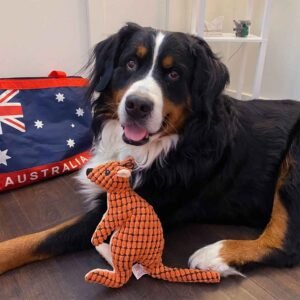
[[0, 77, 88, 90], [0, 150, 92, 192]]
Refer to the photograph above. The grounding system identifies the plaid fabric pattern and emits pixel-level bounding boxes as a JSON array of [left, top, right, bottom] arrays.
[[85, 159, 220, 288]]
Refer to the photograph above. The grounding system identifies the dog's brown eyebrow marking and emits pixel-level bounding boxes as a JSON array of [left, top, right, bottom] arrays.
[[136, 45, 148, 58], [162, 55, 173, 69]]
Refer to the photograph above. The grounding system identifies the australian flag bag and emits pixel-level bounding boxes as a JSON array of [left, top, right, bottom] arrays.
[[0, 70, 93, 191]]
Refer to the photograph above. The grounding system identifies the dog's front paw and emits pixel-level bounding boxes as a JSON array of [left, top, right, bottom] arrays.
[[188, 240, 244, 277]]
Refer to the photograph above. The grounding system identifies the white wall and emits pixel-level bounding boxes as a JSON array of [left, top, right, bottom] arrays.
[[261, 0, 300, 99], [87, 0, 190, 46], [0, 0, 299, 100], [0, 0, 90, 77]]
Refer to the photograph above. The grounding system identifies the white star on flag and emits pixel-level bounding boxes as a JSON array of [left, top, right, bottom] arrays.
[[55, 93, 65, 103], [66, 138, 75, 148], [0, 149, 11, 166], [71, 123, 75, 128], [75, 108, 84, 117], [34, 120, 44, 129]]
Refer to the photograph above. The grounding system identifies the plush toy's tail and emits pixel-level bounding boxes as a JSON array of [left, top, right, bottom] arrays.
[[85, 268, 132, 288], [148, 264, 220, 283]]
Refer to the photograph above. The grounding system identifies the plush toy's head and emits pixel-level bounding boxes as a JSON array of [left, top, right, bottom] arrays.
[[86, 157, 135, 192]]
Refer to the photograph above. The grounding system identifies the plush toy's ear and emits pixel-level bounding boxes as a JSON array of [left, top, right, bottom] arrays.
[[120, 157, 135, 170], [116, 168, 132, 178], [190, 36, 229, 118], [87, 23, 142, 97]]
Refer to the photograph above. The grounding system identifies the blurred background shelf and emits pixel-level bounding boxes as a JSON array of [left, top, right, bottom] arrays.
[[203, 32, 263, 43], [189, 0, 272, 99]]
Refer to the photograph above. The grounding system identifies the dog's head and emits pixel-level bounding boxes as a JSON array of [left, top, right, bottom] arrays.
[[89, 23, 229, 146]]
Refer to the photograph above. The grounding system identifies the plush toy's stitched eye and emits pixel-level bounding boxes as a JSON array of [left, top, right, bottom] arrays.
[[105, 170, 110, 176]]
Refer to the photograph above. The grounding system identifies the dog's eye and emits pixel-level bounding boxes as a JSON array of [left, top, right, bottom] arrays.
[[126, 60, 138, 71], [168, 70, 180, 81], [104, 170, 110, 176]]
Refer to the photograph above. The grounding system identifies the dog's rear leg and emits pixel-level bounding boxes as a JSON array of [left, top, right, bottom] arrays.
[[0, 199, 106, 275]]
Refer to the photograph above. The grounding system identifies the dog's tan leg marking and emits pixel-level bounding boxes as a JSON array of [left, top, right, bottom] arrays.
[[220, 193, 288, 266], [189, 155, 290, 276], [221, 155, 291, 266], [0, 217, 79, 274]]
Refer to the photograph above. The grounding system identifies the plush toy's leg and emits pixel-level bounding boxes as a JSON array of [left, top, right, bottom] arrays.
[[85, 268, 132, 288], [95, 243, 113, 267]]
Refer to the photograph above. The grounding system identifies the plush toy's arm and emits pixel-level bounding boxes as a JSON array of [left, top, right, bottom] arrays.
[[91, 209, 133, 246], [91, 213, 115, 246]]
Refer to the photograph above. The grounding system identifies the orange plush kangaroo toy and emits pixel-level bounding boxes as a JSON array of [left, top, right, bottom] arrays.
[[85, 158, 220, 288]]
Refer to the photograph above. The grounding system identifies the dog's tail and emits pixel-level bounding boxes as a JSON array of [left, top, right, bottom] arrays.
[[148, 263, 220, 283]]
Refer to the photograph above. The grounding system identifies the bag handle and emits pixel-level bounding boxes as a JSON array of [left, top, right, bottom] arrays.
[[48, 70, 67, 78]]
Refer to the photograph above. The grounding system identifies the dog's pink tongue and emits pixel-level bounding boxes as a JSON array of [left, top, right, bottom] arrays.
[[124, 125, 148, 141]]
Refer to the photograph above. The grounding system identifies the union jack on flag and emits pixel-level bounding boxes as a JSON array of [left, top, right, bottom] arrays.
[[0, 89, 26, 134]]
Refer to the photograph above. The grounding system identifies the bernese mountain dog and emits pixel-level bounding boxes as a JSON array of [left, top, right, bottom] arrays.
[[1, 23, 300, 278]]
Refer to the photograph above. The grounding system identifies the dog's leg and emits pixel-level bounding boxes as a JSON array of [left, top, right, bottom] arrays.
[[189, 150, 300, 276], [0, 199, 106, 275], [189, 192, 287, 276]]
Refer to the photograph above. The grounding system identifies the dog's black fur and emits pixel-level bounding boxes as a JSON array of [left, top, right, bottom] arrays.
[[87, 23, 300, 229], [47, 24, 300, 266], [41, 23, 300, 266], [1, 23, 300, 275]]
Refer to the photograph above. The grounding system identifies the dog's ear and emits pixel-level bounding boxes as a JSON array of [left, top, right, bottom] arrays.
[[190, 36, 229, 118], [88, 23, 142, 96]]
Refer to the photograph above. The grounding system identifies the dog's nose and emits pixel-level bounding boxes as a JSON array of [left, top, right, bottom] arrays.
[[125, 95, 153, 119], [86, 168, 93, 176]]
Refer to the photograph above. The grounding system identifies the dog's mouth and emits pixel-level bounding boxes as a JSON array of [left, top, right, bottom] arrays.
[[121, 121, 166, 146], [122, 124, 150, 146], [121, 117, 168, 146]]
